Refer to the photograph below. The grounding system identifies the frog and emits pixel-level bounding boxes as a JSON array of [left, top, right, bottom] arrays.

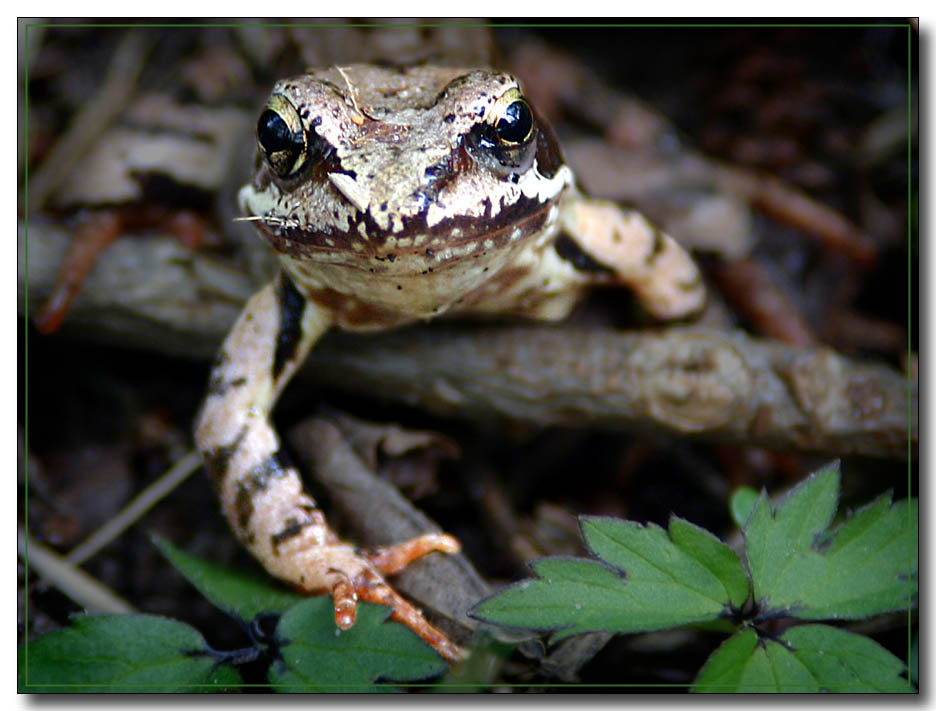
[[194, 64, 705, 665]]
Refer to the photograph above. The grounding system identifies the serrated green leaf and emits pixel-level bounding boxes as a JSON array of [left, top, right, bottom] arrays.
[[18, 614, 241, 693], [743, 463, 917, 619], [472, 515, 748, 641], [691, 628, 759, 691], [471, 558, 636, 639], [694, 628, 818, 692], [667, 517, 749, 608], [694, 624, 913, 693], [778, 497, 918, 619], [269, 598, 447, 692], [730, 486, 759, 528], [583, 516, 747, 610], [153, 534, 304, 622], [782, 625, 913, 692], [745, 462, 840, 604]]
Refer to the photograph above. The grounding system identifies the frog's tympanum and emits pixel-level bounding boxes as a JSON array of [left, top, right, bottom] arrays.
[[195, 65, 704, 663]]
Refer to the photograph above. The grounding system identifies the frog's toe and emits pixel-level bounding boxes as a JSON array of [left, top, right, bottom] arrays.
[[323, 548, 465, 664], [353, 570, 466, 665], [366, 532, 461, 576], [329, 573, 359, 629]]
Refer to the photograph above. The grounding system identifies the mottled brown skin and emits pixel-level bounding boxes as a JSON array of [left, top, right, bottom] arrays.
[[196, 64, 704, 664]]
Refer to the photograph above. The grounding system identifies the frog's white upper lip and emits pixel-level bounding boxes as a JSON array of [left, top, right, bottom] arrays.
[[244, 193, 557, 264]]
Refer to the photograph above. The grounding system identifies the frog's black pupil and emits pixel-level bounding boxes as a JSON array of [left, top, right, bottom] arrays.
[[495, 100, 533, 144], [258, 110, 298, 155]]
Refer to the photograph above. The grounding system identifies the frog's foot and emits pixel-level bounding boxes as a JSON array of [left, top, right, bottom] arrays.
[[327, 534, 465, 665], [560, 197, 706, 319], [196, 279, 464, 663]]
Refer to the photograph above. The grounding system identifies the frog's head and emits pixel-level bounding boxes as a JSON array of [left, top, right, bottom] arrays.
[[238, 65, 572, 318]]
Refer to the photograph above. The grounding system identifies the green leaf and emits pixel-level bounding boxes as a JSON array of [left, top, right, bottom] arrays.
[[690, 627, 760, 691], [782, 625, 913, 692], [269, 598, 448, 692], [743, 463, 917, 619], [153, 534, 304, 622], [730, 486, 759, 528], [666, 516, 749, 609], [471, 515, 748, 641], [694, 624, 913, 692], [18, 614, 241, 692], [789, 497, 918, 619], [745, 461, 840, 604]]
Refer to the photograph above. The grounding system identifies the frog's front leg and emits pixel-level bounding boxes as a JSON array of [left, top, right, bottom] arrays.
[[559, 191, 706, 319], [194, 273, 464, 664]]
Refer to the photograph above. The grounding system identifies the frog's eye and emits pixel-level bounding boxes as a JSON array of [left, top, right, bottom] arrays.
[[257, 94, 315, 178], [493, 98, 534, 145], [467, 88, 538, 177]]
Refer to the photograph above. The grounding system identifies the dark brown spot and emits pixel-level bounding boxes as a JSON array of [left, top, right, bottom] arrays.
[[201, 425, 248, 486], [270, 518, 309, 553], [418, 143, 474, 203], [235, 483, 255, 532], [206, 373, 248, 398], [229, 450, 290, 533], [555, 234, 613, 273]]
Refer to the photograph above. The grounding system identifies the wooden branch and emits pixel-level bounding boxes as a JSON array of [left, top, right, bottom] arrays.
[[22, 220, 915, 459], [287, 417, 491, 639], [307, 326, 915, 459]]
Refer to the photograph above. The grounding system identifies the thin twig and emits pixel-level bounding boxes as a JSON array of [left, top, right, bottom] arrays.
[[710, 163, 880, 265], [65, 450, 202, 566], [19, 527, 136, 614], [711, 257, 818, 347]]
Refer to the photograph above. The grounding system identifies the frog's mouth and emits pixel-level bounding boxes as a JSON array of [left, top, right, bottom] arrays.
[[246, 191, 558, 271], [240, 155, 571, 262]]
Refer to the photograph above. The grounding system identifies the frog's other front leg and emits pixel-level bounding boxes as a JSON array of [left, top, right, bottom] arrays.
[[194, 273, 464, 664], [560, 192, 706, 319]]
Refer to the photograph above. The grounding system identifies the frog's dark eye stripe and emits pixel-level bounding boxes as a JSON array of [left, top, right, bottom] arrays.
[[258, 94, 320, 179]]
